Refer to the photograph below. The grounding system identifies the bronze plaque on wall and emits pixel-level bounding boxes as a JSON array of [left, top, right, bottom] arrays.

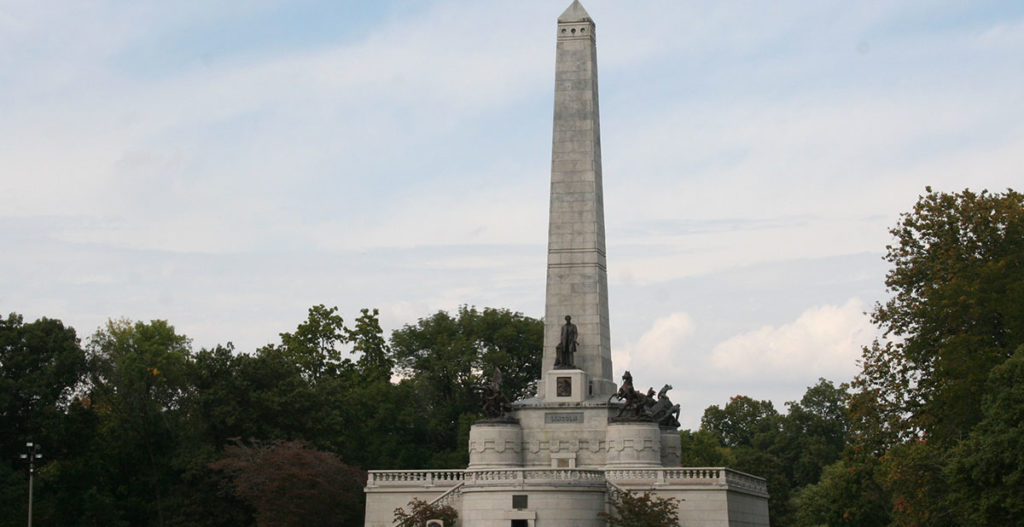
[[556, 376, 572, 396]]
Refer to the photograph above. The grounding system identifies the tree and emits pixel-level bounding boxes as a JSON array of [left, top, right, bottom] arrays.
[[599, 490, 679, 527], [878, 439, 955, 527], [856, 188, 1024, 446], [348, 308, 393, 381], [0, 314, 87, 456], [698, 382, 856, 527], [85, 319, 193, 527], [838, 187, 1024, 524], [946, 346, 1024, 524], [701, 395, 779, 449], [214, 346, 320, 444], [389, 306, 542, 466], [211, 439, 366, 527], [794, 459, 891, 527], [776, 379, 850, 488], [390, 306, 542, 403], [700, 396, 784, 521], [732, 447, 792, 526], [678, 428, 730, 466], [0, 314, 90, 527], [392, 498, 458, 527], [270, 304, 350, 382]]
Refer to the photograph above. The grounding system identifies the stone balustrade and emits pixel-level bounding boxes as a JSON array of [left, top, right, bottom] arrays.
[[607, 467, 767, 494], [464, 468, 606, 486], [428, 482, 465, 508], [606, 467, 721, 484], [724, 469, 770, 495], [366, 467, 766, 495], [366, 470, 464, 488]]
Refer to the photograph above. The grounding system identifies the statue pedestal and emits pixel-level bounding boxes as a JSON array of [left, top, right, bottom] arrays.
[[605, 421, 663, 467], [544, 368, 588, 403], [468, 421, 523, 468]]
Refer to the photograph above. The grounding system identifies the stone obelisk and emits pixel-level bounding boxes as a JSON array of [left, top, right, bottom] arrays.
[[541, 0, 615, 399]]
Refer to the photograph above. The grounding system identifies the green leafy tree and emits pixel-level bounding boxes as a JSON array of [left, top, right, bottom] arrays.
[[181, 344, 255, 447], [0, 314, 89, 526], [389, 306, 542, 466], [349, 308, 394, 381], [856, 188, 1024, 446], [247, 305, 376, 447], [701, 395, 780, 449], [775, 379, 850, 488], [269, 304, 350, 382], [171, 344, 275, 527], [0, 313, 86, 437], [700, 396, 788, 524], [244, 349, 327, 442], [392, 498, 458, 527], [733, 447, 792, 525], [841, 188, 1024, 523], [0, 314, 87, 452], [85, 319, 192, 527], [946, 346, 1024, 524], [391, 306, 542, 403], [678, 428, 730, 466], [878, 439, 953, 527], [599, 490, 679, 527], [794, 458, 891, 527], [699, 382, 855, 527]]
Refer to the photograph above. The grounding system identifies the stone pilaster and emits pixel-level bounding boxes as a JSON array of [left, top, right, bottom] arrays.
[[542, 0, 614, 398]]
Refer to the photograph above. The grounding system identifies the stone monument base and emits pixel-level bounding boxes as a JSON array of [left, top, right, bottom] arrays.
[[469, 421, 524, 469], [364, 467, 770, 527], [604, 421, 662, 467], [543, 368, 588, 403]]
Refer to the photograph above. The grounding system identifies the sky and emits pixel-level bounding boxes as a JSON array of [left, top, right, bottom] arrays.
[[2, 0, 1023, 429]]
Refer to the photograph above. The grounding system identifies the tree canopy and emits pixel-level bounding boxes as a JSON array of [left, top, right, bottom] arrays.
[[802, 187, 1024, 526], [857, 187, 1024, 446], [688, 379, 852, 526], [210, 439, 365, 527], [0, 305, 541, 527]]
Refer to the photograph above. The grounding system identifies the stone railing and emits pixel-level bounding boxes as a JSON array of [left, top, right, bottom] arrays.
[[607, 467, 768, 496], [427, 482, 465, 508], [724, 469, 770, 495], [367, 467, 766, 496], [605, 478, 628, 499], [366, 470, 464, 488], [464, 468, 606, 486], [606, 467, 723, 485]]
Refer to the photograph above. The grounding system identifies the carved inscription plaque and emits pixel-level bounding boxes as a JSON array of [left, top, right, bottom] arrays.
[[545, 412, 584, 424], [556, 376, 572, 396]]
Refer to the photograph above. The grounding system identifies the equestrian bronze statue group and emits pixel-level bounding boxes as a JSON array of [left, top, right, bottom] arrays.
[[608, 371, 681, 428]]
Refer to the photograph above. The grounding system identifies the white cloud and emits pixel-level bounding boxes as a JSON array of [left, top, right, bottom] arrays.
[[614, 312, 696, 378], [710, 298, 873, 382]]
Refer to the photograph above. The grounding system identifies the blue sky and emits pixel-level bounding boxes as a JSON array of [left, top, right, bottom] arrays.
[[3, 1, 1023, 427]]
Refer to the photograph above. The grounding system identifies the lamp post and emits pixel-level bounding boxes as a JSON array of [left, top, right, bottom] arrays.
[[19, 442, 42, 527]]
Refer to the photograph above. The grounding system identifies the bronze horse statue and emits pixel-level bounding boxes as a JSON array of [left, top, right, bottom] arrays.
[[608, 371, 648, 418]]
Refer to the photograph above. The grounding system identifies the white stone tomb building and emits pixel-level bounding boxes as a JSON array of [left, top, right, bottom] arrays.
[[363, 3, 771, 526]]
